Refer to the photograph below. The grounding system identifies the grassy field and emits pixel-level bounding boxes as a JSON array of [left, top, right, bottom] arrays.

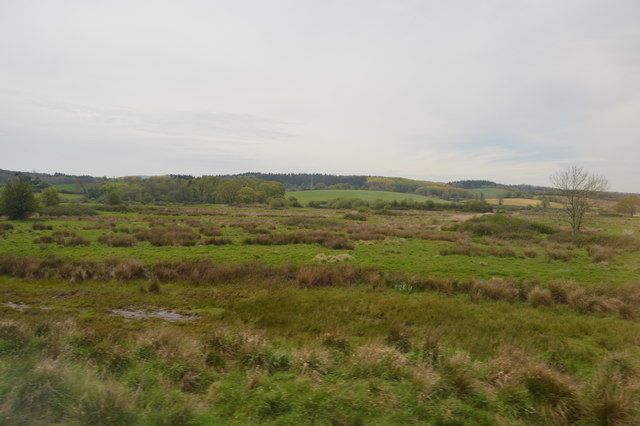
[[467, 187, 511, 198], [52, 183, 84, 193], [286, 189, 445, 204], [486, 198, 564, 208], [1, 204, 639, 424]]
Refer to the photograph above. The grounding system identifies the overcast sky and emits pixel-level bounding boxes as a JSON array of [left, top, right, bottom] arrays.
[[1, 1, 639, 191]]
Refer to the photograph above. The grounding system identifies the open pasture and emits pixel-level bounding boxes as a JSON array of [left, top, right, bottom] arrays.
[[286, 189, 444, 204], [1, 204, 640, 424]]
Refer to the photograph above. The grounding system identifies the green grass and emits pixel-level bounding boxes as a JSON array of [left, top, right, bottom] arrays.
[[1, 204, 640, 424], [467, 187, 511, 198], [51, 183, 84, 193], [286, 189, 445, 203]]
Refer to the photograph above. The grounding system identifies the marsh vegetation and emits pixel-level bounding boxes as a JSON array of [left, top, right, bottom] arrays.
[[1, 203, 639, 424]]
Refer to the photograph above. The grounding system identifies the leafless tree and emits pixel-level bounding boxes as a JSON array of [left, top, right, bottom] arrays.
[[550, 166, 609, 233]]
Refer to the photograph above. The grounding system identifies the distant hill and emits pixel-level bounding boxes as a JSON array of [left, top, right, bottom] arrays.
[[0, 169, 98, 189]]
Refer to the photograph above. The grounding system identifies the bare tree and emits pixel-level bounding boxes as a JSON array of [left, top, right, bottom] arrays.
[[550, 166, 609, 232]]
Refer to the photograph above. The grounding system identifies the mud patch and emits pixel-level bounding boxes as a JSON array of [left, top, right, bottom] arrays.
[[111, 309, 197, 321]]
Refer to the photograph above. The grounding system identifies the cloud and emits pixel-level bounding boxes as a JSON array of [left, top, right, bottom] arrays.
[[1, 0, 639, 191]]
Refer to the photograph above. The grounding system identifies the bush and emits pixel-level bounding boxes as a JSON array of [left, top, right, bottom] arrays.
[[0, 223, 14, 231], [40, 187, 60, 207], [31, 223, 53, 230], [0, 176, 40, 220], [342, 213, 367, 221], [527, 287, 554, 307], [587, 244, 615, 262], [470, 278, 520, 302], [97, 234, 137, 247], [244, 231, 353, 250], [135, 225, 199, 247], [546, 249, 572, 261], [199, 225, 223, 237], [33, 235, 54, 244], [201, 237, 233, 246]]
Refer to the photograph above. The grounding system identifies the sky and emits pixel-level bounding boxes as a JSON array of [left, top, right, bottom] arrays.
[[1, 0, 639, 192]]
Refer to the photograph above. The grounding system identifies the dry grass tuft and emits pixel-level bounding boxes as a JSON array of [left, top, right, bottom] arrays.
[[350, 343, 408, 380], [97, 233, 137, 247], [470, 278, 520, 302], [527, 286, 554, 307], [31, 223, 53, 230], [587, 244, 616, 263]]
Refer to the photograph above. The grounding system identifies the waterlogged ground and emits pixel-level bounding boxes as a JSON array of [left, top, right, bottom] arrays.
[[1, 205, 639, 424]]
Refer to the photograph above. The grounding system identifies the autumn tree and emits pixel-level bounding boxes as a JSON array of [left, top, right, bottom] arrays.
[[550, 166, 609, 232]]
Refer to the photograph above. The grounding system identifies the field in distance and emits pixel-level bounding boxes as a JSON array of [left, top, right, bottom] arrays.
[[286, 189, 446, 203], [486, 198, 564, 208]]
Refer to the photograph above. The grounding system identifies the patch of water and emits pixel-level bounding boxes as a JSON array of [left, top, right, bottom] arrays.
[[111, 309, 197, 321], [2, 302, 29, 310]]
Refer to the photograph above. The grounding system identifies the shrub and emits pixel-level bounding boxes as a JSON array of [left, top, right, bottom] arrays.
[[31, 223, 53, 230], [198, 225, 223, 237], [470, 278, 520, 302], [33, 235, 54, 244], [201, 237, 233, 246], [296, 267, 334, 288], [97, 234, 137, 247], [547, 281, 572, 304], [0, 176, 39, 220], [546, 249, 572, 261], [527, 287, 554, 307], [245, 231, 353, 250], [343, 213, 367, 221], [111, 259, 147, 281], [0, 223, 15, 231], [60, 236, 90, 247], [568, 288, 619, 314], [587, 244, 615, 263], [135, 225, 199, 247]]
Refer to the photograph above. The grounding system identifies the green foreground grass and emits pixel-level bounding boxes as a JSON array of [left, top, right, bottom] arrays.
[[1, 205, 640, 424]]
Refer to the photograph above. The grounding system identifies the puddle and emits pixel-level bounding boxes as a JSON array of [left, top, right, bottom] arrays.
[[2, 302, 29, 310], [111, 309, 197, 321]]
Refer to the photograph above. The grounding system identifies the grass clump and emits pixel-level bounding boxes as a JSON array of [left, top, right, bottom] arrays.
[[31, 223, 53, 230], [244, 231, 354, 250], [97, 234, 137, 247], [200, 237, 233, 246], [135, 225, 200, 247], [587, 244, 616, 263]]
